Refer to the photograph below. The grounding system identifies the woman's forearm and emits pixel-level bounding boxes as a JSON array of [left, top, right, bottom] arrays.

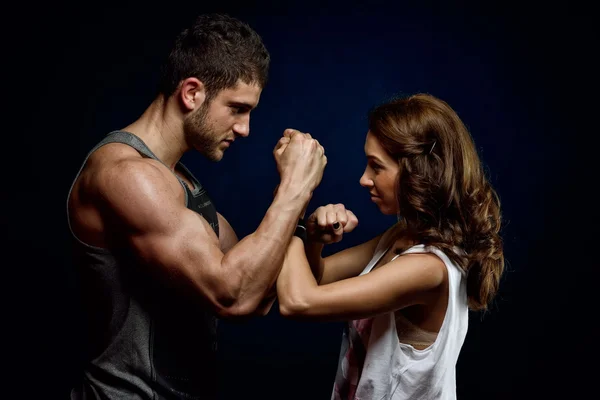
[[305, 241, 325, 283], [277, 237, 318, 315]]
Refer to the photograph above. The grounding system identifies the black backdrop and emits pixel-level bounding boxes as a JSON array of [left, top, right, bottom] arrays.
[[4, 1, 596, 399]]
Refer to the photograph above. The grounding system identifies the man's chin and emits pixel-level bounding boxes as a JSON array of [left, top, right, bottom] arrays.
[[197, 147, 225, 162], [210, 150, 226, 162], [207, 153, 224, 162]]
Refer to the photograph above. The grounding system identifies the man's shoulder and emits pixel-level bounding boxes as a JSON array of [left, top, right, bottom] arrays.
[[87, 141, 145, 167], [86, 145, 167, 184], [73, 148, 180, 214]]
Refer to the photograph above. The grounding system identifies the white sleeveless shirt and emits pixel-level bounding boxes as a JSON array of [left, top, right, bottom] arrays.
[[332, 228, 469, 400]]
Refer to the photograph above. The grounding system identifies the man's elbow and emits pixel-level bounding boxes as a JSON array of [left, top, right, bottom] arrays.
[[213, 298, 257, 318], [199, 270, 275, 318], [252, 294, 277, 317], [200, 270, 256, 318], [258, 305, 274, 316], [212, 294, 268, 318]]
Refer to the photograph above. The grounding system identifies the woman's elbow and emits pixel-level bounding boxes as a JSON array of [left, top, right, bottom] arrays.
[[278, 295, 310, 318]]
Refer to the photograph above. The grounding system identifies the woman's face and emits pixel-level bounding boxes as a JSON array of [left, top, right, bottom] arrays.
[[359, 131, 401, 215]]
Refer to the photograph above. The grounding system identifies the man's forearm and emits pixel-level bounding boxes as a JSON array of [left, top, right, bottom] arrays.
[[220, 190, 309, 312]]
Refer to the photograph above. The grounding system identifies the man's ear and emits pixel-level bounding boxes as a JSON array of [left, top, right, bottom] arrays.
[[179, 77, 206, 111]]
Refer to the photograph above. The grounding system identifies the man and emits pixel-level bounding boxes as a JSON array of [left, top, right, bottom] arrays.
[[67, 14, 327, 399]]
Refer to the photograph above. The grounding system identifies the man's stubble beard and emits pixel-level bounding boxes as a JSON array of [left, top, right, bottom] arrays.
[[183, 101, 223, 162]]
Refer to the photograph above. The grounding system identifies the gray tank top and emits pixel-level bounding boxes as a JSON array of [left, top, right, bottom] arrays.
[[67, 131, 220, 399]]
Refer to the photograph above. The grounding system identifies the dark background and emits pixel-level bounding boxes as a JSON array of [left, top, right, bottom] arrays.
[[5, 1, 597, 399]]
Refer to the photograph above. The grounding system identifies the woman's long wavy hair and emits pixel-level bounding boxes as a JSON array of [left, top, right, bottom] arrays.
[[368, 93, 504, 311]]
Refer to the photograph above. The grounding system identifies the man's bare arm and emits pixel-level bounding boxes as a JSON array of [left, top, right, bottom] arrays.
[[99, 159, 310, 317], [217, 213, 239, 253], [217, 212, 277, 316]]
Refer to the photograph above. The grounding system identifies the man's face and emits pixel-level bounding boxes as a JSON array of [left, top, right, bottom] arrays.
[[183, 80, 262, 161]]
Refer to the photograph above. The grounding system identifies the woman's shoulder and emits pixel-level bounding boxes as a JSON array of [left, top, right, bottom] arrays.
[[374, 221, 405, 251]]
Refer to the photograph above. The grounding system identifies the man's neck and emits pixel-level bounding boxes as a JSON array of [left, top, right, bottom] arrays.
[[122, 96, 189, 170]]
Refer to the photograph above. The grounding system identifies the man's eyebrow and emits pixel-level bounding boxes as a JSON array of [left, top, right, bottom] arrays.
[[229, 101, 255, 110]]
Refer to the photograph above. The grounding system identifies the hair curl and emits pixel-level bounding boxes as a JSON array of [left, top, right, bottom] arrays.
[[368, 93, 504, 311]]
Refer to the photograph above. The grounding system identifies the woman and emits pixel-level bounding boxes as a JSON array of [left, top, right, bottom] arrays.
[[276, 93, 504, 400]]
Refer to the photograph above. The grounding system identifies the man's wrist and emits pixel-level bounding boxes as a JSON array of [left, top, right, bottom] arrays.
[[273, 190, 311, 217]]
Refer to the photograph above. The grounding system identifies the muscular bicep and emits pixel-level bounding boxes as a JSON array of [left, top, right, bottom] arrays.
[[128, 210, 227, 300], [99, 160, 238, 314], [217, 213, 239, 253], [319, 234, 383, 284]]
